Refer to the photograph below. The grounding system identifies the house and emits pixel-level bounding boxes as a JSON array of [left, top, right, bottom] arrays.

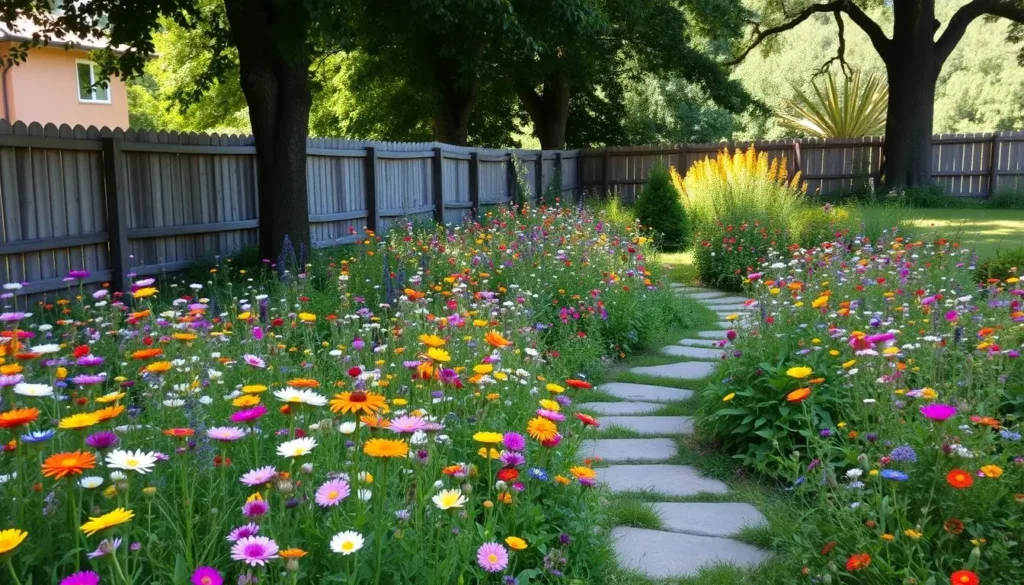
[[0, 17, 129, 129]]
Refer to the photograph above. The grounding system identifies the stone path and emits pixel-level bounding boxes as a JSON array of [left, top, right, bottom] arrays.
[[582, 286, 769, 579]]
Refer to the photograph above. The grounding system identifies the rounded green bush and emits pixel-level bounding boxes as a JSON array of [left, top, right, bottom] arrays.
[[635, 163, 689, 250]]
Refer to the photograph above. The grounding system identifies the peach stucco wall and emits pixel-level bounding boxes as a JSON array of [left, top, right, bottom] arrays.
[[1, 43, 129, 128]]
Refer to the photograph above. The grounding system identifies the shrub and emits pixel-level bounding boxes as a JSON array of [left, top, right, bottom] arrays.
[[634, 163, 689, 250], [986, 189, 1024, 209], [672, 146, 806, 290], [974, 246, 1024, 282], [794, 204, 851, 248]]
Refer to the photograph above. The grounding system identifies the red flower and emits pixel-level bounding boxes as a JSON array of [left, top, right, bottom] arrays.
[[575, 413, 600, 428], [348, 367, 363, 378], [566, 379, 592, 390], [950, 570, 979, 585], [497, 468, 519, 482], [73, 345, 91, 358], [820, 541, 836, 555], [845, 553, 871, 571]]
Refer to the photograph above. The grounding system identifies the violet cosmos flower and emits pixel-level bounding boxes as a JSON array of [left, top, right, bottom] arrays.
[[72, 373, 107, 386], [85, 430, 119, 450], [503, 432, 526, 451], [226, 522, 260, 543], [920, 403, 957, 422], [76, 355, 105, 367], [389, 415, 427, 434]]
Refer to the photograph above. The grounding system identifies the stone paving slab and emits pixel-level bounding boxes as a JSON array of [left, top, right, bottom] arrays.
[[581, 438, 677, 463], [596, 382, 694, 403], [579, 401, 662, 415], [703, 303, 753, 312], [652, 503, 767, 538], [601, 464, 728, 496], [718, 312, 752, 320], [629, 361, 716, 379], [599, 416, 694, 435], [697, 295, 750, 304], [612, 527, 769, 579], [660, 345, 725, 359], [677, 338, 723, 347], [696, 330, 732, 339], [686, 291, 731, 300]]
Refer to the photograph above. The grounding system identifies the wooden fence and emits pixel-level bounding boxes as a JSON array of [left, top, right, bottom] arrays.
[[578, 132, 1024, 201], [0, 121, 579, 295]]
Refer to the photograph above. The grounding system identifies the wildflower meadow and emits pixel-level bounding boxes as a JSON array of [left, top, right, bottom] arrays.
[[0, 204, 687, 585]]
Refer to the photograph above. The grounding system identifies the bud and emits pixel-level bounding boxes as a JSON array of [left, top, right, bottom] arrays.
[[301, 463, 314, 474], [285, 559, 300, 573], [461, 482, 473, 495], [276, 478, 295, 495]]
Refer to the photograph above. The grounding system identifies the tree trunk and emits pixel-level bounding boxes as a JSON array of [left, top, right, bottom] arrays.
[[880, 0, 938, 190], [430, 56, 478, 145], [518, 74, 570, 150], [224, 0, 312, 263]]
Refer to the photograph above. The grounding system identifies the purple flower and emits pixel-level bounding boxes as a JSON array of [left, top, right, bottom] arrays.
[[191, 566, 223, 585], [503, 432, 526, 451], [72, 374, 107, 385], [389, 415, 427, 434], [85, 430, 119, 450], [230, 535, 279, 566], [499, 450, 526, 467], [87, 537, 121, 559], [226, 522, 260, 543], [919, 403, 957, 422], [242, 499, 269, 518], [889, 445, 917, 462], [476, 542, 509, 572], [880, 469, 908, 481], [314, 478, 350, 507], [68, 270, 91, 279], [76, 355, 105, 367]]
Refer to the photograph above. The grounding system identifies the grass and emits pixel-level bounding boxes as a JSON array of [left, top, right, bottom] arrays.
[[896, 207, 1024, 258], [659, 251, 699, 285]]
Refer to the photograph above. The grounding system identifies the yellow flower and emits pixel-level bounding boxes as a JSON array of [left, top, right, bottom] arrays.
[[418, 334, 446, 347], [545, 383, 565, 394], [569, 466, 596, 480], [473, 431, 503, 444], [828, 350, 840, 356], [538, 399, 560, 411], [0, 528, 27, 554], [477, 447, 500, 459], [297, 312, 317, 322], [133, 287, 158, 299], [980, 465, 1003, 478], [903, 529, 922, 540], [842, 360, 856, 369], [59, 412, 100, 430], [786, 366, 813, 379], [811, 296, 828, 309], [505, 536, 528, 550], [145, 361, 172, 374], [473, 364, 493, 375], [81, 507, 134, 536], [869, 469, 879, 477], [880, 533, 894, 542], [723, 392, 736, 402], [426, 347, 451, 363], [242, 384, 268, 394], [362, 438, 408, 458], [233, 395, 261, 407], [920, 388, 937, 400]]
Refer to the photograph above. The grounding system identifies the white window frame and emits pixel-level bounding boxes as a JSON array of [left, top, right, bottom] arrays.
[[75, 60, 112, 105]]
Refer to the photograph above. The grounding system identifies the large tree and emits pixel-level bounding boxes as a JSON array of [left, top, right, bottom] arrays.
[[3, 0, 347, 260], [734, 0, 1024, 189], [505, 0, 753, 149]]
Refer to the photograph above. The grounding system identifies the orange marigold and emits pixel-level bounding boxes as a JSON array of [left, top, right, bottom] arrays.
[[42, 451, 97, 479]]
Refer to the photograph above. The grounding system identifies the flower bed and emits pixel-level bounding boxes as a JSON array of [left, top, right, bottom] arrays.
[[0, 205, 683, 585], [701, 235, 1024, 583]]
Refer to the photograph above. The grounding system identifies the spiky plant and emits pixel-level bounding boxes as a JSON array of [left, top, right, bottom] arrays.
[[779, 71, 888, 138]]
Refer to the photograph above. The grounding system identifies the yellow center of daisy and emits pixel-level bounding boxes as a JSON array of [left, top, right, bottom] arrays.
[[127, 458, 139, 467], [342, 542, 353, 551]]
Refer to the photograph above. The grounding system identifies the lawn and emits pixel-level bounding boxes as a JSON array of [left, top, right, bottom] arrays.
[[899, 207, 1024, 258]]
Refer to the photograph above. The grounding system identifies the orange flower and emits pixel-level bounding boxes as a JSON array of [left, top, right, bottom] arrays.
[[566, 379, 592, 389], [145, 361, 172, 374], [93, 405, 125, 422], [42, 451, 97, 479], [163, 428, 195, 438], [330, 391, 387, 415], [947, 469, 973, 489], [484, 331, 512, 348], [279, 548, 307, 559], [131, 348, 163, 360], [950, 570, 979, 585], [287, 378, 320, 388], [845, 553, 871, 571], [359, 414, 390, 429], [786, 387, 811, 403], [0, 407, 39, 428]]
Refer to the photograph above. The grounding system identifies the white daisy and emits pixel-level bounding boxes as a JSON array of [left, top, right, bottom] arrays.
[[79, 476, 104, 489], [29, 344, 61, 354], [329, 531, 364, 555], [276, 437, 318, 458], [106, 449, 159, 474], [13, 383, 54, 398], [273, 387, 327, 407]]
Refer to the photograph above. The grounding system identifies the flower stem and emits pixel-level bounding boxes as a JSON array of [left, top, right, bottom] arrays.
[[5, 558, 23, 585]]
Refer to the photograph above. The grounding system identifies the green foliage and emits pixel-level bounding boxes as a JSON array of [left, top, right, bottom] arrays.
[[635, 164, 690, 250], [986, 190, 1024, 209], [541, 166, 564, 206], [974, 246, 1024, 282], [779, 70, 888, 138], [793, 204, 850, 248]]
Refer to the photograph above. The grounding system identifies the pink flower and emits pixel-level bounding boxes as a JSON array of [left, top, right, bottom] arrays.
[[242, 499, 269, 518], [240, 466, 277, 487], [230, 535, 279, 566], [315, 478, 351, 507], [945, 310, 958, 322], [252, 326, 264, 341], [476, 542, 509, 572], [242, 354, 266, 369], [919, 403, 957, 422], [231, 405, 268, 424], [191, 566, 223, 585], [389, 415, 427, 434], [60, 571, 100, 585], [536, 409, 565, 422], [206, 426, 248, 442]]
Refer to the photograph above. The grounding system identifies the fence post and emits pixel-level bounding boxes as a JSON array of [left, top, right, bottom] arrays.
[[432, 147, 445, 223], [469, 152, 480, 218], [602, 147, 610, 197], [792, 141, 803, 176], [364, 146, 378, 234], [555, 151, 563, 199], [506, 152, 516, 203], [990, 133, 1001, 196], [101, 136, 129, 293], [535, 153, 544, 203]]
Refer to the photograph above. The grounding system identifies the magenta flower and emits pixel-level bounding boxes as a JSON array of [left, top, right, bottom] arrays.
[[60, 571, 101, 585], [85, 430, 119, 450], [230, 535, 279, 566], [240, 466, 277, 487], [503, 432, 526, 451], [72, 373, 107, 385], [76, 355, 105, 367], [226, 522, 260, 543], [945, 310, 958, 322], [536, 409, 565, 422], [476, 542, 509, 572], [191, 567, 223, 585], [68, 270, 91, 279], [252, 326, 264, 341], [920, 403, 957, 421], [314, 478, 351, 507], [242, 354, 266, 369], [242, 499, 269, 518], [231, 405, 268, 424]]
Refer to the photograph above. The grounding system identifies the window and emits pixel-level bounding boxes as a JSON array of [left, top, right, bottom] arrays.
[[76, 61, 111, 104]]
